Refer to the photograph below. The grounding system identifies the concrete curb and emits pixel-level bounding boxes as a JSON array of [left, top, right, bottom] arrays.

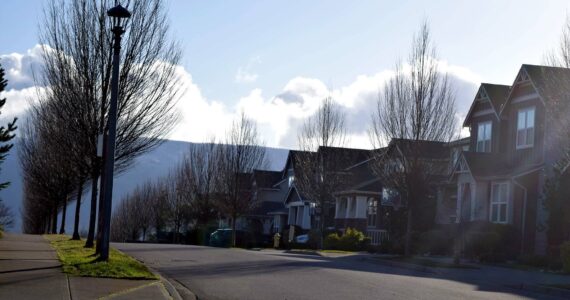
[[506, 283, 570, 298], [147, 265, 196, 300]]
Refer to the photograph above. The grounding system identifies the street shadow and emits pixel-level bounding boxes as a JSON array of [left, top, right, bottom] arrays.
[[156, 252, 569, 299]]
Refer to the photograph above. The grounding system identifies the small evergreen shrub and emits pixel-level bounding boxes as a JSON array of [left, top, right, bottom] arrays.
[[324, 233, 340, 250], [325, 228, 369, 251]]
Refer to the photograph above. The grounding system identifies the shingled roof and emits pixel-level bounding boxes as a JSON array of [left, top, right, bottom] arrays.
[[483, 83, 510, 114], [252, 169, 282, 189], [522, 64, 570, 104], [318, 146, 371, 171], [388, 139, 449, 160], [461, 152, 510, 178], [463, 83, 510, 126]]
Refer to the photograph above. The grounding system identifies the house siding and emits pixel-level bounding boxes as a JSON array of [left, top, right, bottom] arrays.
[[503, 88, 545, 167]]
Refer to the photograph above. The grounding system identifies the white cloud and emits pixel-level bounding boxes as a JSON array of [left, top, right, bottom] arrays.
[[2, 46, 481, 151], [235, 56, 261, 83], [235, 68, 258, 83], [0, 45, 45, 90]]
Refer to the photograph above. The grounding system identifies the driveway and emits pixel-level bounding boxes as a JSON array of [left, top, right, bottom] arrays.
[[114, 243, 568, 300]]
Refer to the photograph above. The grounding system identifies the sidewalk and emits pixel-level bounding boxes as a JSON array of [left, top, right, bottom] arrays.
[[0, 233, 173, 299]]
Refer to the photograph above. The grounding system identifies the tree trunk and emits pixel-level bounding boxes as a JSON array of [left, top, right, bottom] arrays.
[[59, 197, 67, 234], [142, 228, 146, 242], [231, 215, 237, 247], [72, 180, 84, 240], [51, 202, 58, 234], [85, 171, 99, 248], [47, 214, 52, 234], [404, 208, 413, 256]]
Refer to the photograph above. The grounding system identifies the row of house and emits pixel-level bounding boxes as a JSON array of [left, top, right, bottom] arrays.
[[228, 64, 570, 256]]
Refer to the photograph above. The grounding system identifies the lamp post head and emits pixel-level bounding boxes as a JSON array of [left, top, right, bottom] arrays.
[[107, 4, 131, 29]]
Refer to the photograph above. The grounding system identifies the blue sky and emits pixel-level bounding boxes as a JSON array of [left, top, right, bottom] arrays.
[[1, 0, 570, 148]]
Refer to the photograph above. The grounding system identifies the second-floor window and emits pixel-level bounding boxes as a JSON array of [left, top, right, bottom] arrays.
[[477, 122, 492, 152], [517, 107, 535, 149]]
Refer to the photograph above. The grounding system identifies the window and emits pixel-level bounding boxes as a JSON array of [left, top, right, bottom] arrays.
[[476, 122, 492, 152], [367, 198, 377, 227], [490, 183, 508, 224], [517, 107, 535, 148], [339, 197, 347, 213], [381, 188, 400, 206], [349, 197, 356, 215]]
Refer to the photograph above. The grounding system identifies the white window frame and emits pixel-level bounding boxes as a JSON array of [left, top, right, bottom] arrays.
[[516, 107, 535, 149], [476, 121, 492, 153], [490, 182, 509, 224]]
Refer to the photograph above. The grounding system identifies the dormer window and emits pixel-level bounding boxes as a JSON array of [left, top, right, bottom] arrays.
[[476, 121, 492, 153], [517, 107, 535, 149]]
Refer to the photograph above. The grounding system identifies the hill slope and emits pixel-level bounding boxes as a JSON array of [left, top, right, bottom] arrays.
[[1, 139, 288, 233]]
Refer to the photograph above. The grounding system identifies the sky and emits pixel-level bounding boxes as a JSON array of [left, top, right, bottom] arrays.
[[1, 0, 570, 149]]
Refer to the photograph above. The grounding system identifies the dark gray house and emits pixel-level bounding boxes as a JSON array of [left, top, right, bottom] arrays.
[[446, 64, 570, 255]]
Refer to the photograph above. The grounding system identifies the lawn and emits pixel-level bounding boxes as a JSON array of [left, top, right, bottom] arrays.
[[377, 256, 479, 269], [45, 234, 156, 279]]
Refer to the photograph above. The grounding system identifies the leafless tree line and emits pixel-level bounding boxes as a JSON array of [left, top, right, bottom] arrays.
[[20, 0, 181, 252], [111, 113, 266, 246]]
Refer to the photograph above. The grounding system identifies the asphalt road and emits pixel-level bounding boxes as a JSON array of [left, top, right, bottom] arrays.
[[114, 243, 566, 300]]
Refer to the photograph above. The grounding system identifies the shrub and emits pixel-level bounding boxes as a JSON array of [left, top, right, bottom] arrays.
[[462, 223, 519, 263], [337, 228, 365, 251], [416, 229, 454, 255], [324, 233, 340, 250], [324, 228, 369, 251], [561, 241, 570, 273]]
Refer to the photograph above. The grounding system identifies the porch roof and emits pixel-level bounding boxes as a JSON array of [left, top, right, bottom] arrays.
[[456, 151, 543, 180]]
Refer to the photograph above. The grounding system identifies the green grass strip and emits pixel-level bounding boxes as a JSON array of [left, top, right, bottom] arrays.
[[45, 234, 157, 279]]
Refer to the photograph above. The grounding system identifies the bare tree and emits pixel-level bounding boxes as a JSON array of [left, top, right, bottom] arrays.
[[19, 99, 77, 235], [0, 199, 14, 229], [216, 113, 266, 247], [369, 21, 456, 256], [295, 96, 350, 246], [110, 192, 138, 242], [170, 166, 194, 243], [38, 0, 182, 248], [182, 141, 220, 226], [545, 16, 570, 68]]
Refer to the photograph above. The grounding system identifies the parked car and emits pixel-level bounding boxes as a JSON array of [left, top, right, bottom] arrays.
[[295, 234, 309, 244], [209, 229, 256, 248]]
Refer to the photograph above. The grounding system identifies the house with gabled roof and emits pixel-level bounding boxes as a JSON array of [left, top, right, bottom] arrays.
[[280, 146, 371, 233], [447, 64, 570, 255], [333, 139, 454, 246]]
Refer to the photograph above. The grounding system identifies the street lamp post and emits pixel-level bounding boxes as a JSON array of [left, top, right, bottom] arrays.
[[100, 4, 131, 261]]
